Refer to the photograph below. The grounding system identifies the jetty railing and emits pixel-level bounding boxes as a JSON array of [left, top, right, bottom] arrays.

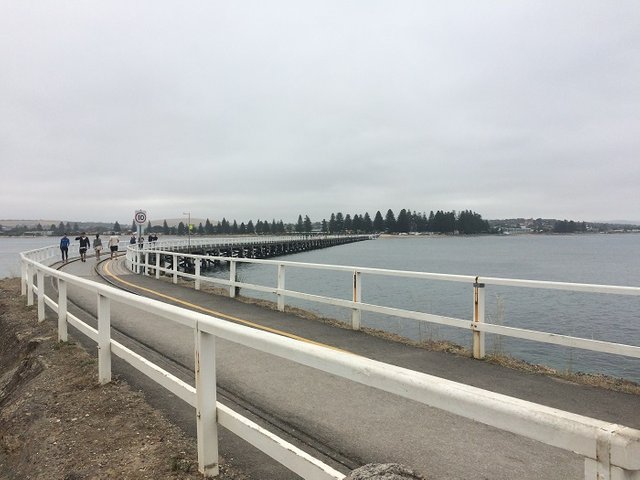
[[128, 242, 640, 364], [19, 244, 640, 480]]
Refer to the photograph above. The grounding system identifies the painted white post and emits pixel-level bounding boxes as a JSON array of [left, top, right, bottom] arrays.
[[36, 270, 45, 321], [155, 252, 161, 279], [26, 264, 34, 306], [21, 261, 26, 296], [277, 264, 286, 312], [352, 270, 362, 330], [195, 327, 219, 477], [57, 279, 68, 342], [229, 260, 237, 298], [144, 250, 150, 276], [195, 257, 201, 291], [173, 254, 178, 284], [583, 424, 634, 480], [472, 279, 486, 359], [97, 294, 112, 384]]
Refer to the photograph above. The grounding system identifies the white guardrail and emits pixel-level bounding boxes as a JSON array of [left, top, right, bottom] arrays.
[[130, 239, 640, 363], [19, 241, 640, 480]]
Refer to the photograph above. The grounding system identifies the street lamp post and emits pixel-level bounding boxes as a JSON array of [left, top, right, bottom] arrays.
[[183, 212, 191, 252]]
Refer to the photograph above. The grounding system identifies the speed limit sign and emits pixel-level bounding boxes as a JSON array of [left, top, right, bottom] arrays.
[[134, 210, 147, 225]]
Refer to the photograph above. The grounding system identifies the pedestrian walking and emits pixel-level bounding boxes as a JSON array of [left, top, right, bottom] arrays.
[[108, 232, 120, 259], [60, 233, 70, 262], [93, 233, 103, 261], [130, 234, 137, 245], [75, 232, 91, 262]]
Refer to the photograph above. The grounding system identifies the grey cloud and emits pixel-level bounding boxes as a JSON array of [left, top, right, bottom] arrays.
[[1, 1, 639, 224]]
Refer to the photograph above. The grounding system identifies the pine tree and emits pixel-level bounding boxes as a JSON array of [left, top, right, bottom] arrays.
[[396, 209, 409, 233], [363, 212, 373, 233], [373, 211, 384, 232], [329, 213, 336, 233], [205, 218, 213, 235], [385, 209, 396, 233], [344, 214, 352, 232], [335, 212, 344, 232], [352, 214, 362, 233]]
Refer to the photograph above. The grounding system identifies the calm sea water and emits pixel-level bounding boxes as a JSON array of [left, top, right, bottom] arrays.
[[0, 236, 57, 278], [204, 234, 640, 382], [4, 234, 639, 381]]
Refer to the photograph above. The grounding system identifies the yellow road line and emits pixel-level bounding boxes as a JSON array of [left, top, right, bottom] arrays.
[[103, 260, 349, 353]]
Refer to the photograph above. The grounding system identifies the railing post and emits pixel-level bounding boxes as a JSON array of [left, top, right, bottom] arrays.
[[36, 270, 45, 321], [26, 264, 34, 306], [144, 250, 150, 276], [229, 260, 237, 298], [352, 270, 362, 330], [195, 257, 201, 291], [277, 264, 285, 312], [195, 326, 219, 477], [58, 278, 68, 342], [21, 261, 27, 296], [173, 254, 178, 284], [155, 252, 161, 279], [473, 278, 486, 359], [97, 293, 112, 384]]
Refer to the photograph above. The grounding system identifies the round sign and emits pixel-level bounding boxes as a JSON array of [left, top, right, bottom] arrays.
[[134, 210, 147, 225]]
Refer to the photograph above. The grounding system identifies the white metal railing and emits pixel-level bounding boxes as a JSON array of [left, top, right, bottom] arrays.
[[20, 244, 640, 480], [128, 242, 640, 364]]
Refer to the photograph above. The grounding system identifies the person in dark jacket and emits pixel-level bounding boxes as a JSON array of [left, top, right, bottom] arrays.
[[75, 232, 91, 262]]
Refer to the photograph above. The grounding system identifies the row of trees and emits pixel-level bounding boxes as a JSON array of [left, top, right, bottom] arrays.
[[142, 208, 490, 236], [315, 209, 490, 234], [552, 220, 588, 233]]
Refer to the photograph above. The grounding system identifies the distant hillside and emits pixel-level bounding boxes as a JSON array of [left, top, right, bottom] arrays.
[[489, 218, 640, 233], [0, 219, 63, 228]]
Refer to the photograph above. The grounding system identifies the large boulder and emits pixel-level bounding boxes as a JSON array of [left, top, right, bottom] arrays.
[[345, 463, 426, 480]]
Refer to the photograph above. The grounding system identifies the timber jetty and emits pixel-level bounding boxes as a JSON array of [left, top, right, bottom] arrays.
[[145, 235, 373, 272]]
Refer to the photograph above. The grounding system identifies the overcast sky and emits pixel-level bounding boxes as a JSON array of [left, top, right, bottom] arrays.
[[1, 1, 639, 225]]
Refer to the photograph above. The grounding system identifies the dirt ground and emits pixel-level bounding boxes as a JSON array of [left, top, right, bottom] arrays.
[[0, 277, 246, 480]]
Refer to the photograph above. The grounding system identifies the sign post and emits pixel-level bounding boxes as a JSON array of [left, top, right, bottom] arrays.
[[134, 210, 147, 273], [134, 210, 147, 238]]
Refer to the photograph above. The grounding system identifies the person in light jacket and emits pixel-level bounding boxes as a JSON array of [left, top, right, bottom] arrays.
[[93, 233, 103, 261], [108, 232, 120, 259]]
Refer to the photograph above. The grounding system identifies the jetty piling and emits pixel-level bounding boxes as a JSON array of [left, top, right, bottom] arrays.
[[144, 235, 371, 275]]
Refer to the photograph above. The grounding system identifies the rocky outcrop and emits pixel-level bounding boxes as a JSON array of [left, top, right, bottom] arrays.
[[346, 462, 426, 479]]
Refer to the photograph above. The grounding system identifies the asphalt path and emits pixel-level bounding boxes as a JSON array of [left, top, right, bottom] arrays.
[[48, 255, 639, 480]]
